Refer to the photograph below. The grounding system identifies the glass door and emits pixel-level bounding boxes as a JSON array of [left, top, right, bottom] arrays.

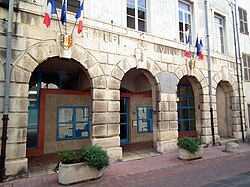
[[120, 98, 129, 144]]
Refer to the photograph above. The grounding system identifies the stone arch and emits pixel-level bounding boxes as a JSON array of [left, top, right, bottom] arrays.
[[213, 72, 238, 140], [212, 71, 237, 97], [111, 58, 161, 89], [11, 41, 106, 86]]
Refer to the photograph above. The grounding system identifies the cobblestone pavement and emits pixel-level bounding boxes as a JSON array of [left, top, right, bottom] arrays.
[[1, 143, 250, 187]]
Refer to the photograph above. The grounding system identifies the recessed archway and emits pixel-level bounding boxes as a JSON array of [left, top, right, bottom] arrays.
[[216, 81, 234, 138], [177, 75, 203, 137]]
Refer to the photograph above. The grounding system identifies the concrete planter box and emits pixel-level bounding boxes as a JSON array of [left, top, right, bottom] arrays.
[[58, 162, 102, 185], [178, 146, 203, 160]]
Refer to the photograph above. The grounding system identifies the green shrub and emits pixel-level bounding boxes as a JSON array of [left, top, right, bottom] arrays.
[[177, 136, 201, 154], [58, 150, 81, 164], [57, 145, 110, 171], [80, 145, 110, 171]]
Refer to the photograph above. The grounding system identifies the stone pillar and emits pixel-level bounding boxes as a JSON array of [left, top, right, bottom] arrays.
[[91, 88, 122, 162], [156, 93, 178, 153]]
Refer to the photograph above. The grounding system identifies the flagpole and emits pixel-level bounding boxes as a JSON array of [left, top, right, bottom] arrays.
[[71, 19, 77, 35], [56, 14, 62, 34]]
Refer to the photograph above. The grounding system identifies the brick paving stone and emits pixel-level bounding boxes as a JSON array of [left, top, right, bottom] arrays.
[[1, 143, 250, 187]]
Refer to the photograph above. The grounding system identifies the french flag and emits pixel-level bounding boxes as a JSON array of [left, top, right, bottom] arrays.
[[199, 39, 204, 60], [43, 0, 57, 28], [61, 0, 67, 25], [75, 0, 84, 34], [184, 34, 191, 58]]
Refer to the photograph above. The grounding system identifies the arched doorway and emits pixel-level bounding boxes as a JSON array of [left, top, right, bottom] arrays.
[[177, 76, 203, 137], [216, 81, 233, 138], [27, 57, 92, 156], [120, 69, 155, 151]]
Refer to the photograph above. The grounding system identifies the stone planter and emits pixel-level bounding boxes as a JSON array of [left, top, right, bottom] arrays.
[[178, 146, 203, 160], [58, 162, 102, 185]]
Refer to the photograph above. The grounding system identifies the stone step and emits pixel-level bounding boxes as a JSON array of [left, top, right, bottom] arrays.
[[219, 138, 239, 146]]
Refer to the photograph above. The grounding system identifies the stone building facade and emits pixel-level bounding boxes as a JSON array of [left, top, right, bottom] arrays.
[[0, 0, 249, 178]]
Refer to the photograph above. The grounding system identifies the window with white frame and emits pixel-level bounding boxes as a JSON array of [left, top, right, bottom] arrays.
[[179, 1, 192, 43], [127, 0, 147, 32], [243, 54, 250, 81], [238, 7, 248, 35], [214, 14, 225, 53]]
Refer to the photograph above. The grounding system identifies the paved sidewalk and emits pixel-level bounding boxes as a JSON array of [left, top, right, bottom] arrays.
[[1, 143, 250, 187]]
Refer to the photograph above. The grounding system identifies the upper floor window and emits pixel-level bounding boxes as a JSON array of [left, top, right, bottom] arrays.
[[179, 1, 192, 43], [127, 0, 147, 32], [214, 14, 225, 53], [238, 7, 248, 35], [55, 0, 79, 13], [243, 54, 250, 81]]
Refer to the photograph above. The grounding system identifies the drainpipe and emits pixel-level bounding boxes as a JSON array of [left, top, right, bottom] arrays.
[[0, 0, 14, 182], [234, 0, 245, 142], [205, 0, 215, 146], [231, 1, 245, 142]]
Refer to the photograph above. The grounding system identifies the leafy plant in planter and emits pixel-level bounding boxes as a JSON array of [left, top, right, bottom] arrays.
[[177, 136, 203, 160], [57, 145, 110, 185], [80, 145, 110, 171], [177, 136, 201, 154]]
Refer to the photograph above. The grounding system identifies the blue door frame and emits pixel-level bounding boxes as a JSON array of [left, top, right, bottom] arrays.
[[120, 98, 129, 144]]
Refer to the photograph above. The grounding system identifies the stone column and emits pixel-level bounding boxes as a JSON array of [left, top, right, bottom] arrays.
[[156, 93, 178, 153], [91, 88, 122, 162]]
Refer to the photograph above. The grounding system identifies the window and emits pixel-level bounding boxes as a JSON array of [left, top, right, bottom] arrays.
[[243, 54, 250, 81], [177, 77, 196, 134], [57, 106, 90, 140], [127, 0, 147, 32], [137, 107, 153, 133], [179, 1, 192, 43], [239, 7, 248, 35], [55, 0, 79, 13], [214, 14, 225, 53]]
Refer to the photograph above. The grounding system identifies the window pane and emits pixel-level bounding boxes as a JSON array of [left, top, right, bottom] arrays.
[[128, 0, 135, 4], [120, 115, 127, 123], [248, 56, 250, 67], [127, 16, 135, 29], [58, 124, 73, 139], [120, 124, 128, 139], [185, 13, 191, 24], [59, 108, 73, 123], [138, 0, 146, 7], [179, 32, 184, 42], [120, 98, 127, 113], [138, 7, 145, 19], [244, 68, 248, 80], [244, 23, 248, 33], [27, 108, 38, 149], [239, 8, 243, 19], [179, 11, 183, 22], [243, 55, 247, 67], [240, 21, 244, 32], [182, 120, 189, 131], [243, 10, 247, 21], [76, 108, 89, 122], [190, 120, 196, 131], [182, 109, 189, 119], [76, 123, 89, 137], [127, 3, 135, 16], [179, 1, 190, 11], [138, 20, 146, 32]]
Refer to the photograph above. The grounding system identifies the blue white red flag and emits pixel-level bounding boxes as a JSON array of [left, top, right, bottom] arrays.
[[199, 39, 204, 60], [43, 0, 57, 28], [184, 30, 190, 58], [61, 0, 67, 25], [75, 0, 84, 34]]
